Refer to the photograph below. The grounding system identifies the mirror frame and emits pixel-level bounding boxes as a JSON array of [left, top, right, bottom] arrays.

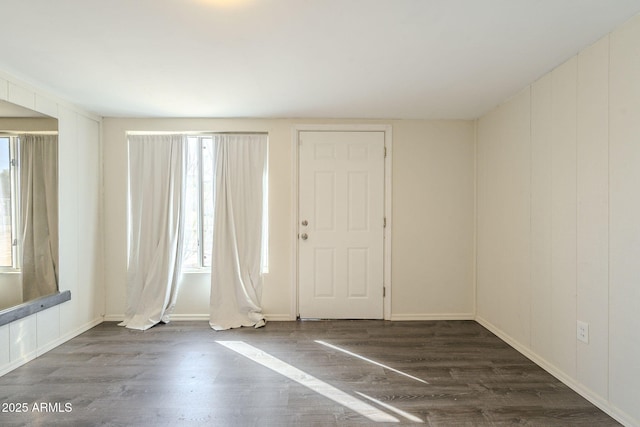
[[0, 290, 70, 326]]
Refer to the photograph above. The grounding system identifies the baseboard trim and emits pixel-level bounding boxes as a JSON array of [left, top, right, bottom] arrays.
[[37, 317, 104, 358], [169, 314, 208, 321], [169, 314, 294, 322], [390, 313, 475, 321], [1, 316, 104, 377], [104, 314, 210, 322], [52, 317, 104, 352], [264, 314, 295, 321], [475, 316, 638, 427], [0, 350, 38, 377], [104, 313, 295, 323]]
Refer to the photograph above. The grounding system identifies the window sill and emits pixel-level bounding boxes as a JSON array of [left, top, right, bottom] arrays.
[[181, 268, 211, 275]]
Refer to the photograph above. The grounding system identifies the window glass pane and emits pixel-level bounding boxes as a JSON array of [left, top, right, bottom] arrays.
[[182, 136, 201, 268], [0, 137, 12, 266], [201, 137, 215, 267]]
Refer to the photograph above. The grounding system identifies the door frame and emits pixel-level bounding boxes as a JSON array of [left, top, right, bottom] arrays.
[[291, 124, 393, 320]]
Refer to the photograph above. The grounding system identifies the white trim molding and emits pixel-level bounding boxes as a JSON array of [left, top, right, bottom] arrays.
[[0, 316, 103, 377], [391, 313, 475, 321], [104, 313, 293, 323]]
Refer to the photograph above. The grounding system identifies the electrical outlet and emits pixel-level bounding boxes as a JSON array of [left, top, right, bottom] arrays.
[[577, 320, 589, 344]]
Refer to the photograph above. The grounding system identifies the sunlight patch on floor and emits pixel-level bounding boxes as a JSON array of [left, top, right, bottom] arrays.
[[315, 340, 429, 384], [216, 341, 399, 423], [356, 392, 424, 423]]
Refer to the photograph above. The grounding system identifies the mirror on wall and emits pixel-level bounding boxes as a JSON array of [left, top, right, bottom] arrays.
[[0, 99, 62, 321]]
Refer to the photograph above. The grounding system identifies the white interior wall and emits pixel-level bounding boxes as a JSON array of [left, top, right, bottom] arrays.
[[576, 36, 610, 399], [391, 121, 475, 319], [609, 15, 640, 423], [476, 15, 640, 426], [0, 72, 103, 376], [476, 87, 531, 344], [102, 118, 475, 321]]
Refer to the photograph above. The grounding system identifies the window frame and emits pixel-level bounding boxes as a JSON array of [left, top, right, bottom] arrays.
[[182, 135, 213, 271], [0, 134, 21, 271]]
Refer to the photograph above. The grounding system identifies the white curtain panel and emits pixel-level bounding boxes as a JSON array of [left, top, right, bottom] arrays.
[[209, 134, 267, 330], [20, 134, 58, 301], [121, 135, 185, 331]]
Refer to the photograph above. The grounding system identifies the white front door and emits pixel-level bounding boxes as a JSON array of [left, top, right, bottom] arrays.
[[298, 131, 385, 319]]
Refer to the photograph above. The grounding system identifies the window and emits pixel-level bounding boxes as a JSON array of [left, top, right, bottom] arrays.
[[181, 133, 269, 272], [0, 135, 19, 269], [182, 135, 215, 268]]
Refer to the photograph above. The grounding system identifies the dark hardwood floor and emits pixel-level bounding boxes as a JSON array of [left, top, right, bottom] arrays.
[[0, 320, 620, 426]]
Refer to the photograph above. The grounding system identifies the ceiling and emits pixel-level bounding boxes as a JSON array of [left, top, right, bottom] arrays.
[[1, 0, 639, 119]]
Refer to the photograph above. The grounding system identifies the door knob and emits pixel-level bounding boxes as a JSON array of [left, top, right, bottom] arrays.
[[300, 233, 308, 240], [301, 220, 308, 226]]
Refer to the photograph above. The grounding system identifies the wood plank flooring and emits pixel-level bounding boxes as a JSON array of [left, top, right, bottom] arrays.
[[0, 320, 621, 426]]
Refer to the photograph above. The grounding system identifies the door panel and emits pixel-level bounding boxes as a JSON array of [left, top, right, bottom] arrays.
[[298, 131, 384, 319]]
